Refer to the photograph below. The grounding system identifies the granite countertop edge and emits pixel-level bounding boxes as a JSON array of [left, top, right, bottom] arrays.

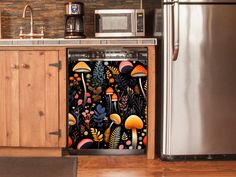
[[0, 38, 158, 47]]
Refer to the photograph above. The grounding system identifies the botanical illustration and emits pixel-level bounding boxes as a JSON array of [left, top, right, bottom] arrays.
[[68, 59, 147, 150]]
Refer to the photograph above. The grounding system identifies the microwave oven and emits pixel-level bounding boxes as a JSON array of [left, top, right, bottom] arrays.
[[95, 9, 145, 37]]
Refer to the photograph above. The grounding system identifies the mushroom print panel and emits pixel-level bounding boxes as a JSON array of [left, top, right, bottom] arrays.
[[68, 59, 148, 150]]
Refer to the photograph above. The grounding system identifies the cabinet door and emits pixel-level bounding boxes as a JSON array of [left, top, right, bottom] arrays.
[[0, 51, 20, 147], [19, 51, 59, 147]]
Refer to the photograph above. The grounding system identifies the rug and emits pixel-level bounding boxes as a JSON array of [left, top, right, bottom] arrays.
[[0, 157, 77, 177]]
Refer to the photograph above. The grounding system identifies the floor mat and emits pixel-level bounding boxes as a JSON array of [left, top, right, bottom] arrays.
[[0, 157, 77, 177]]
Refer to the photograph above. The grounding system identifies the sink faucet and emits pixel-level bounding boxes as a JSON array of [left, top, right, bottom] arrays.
[[22, 3, 34, 35], [19, 3, 45, 39]]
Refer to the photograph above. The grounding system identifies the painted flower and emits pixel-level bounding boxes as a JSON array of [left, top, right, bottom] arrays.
[[74, 94, 79, 99], [119, 144, 124, 149], [85, 119, 90, 125], [82, 112, 86, 117], [87, 98, 92, 104], [78, 99, 83, 105], [86, 92, 91, 97]]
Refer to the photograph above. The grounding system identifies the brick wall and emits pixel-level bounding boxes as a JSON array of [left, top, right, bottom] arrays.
[[0, 0, 160, 38]]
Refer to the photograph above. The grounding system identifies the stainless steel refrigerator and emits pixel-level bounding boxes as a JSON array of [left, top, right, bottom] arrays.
[[161, 0, 236, 160]]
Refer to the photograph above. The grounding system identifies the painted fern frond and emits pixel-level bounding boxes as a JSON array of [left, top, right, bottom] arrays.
[[109, 126, 121, 149]]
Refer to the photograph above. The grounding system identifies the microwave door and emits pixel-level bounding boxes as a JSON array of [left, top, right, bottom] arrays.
[[95, 13, 136, 37]]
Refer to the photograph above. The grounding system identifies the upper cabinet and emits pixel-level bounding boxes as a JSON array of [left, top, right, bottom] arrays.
[[0, 51, 61, 148]]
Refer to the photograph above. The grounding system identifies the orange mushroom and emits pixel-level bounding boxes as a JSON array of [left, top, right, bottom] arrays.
[[73, 62, 91, 104], [111, 93, 118, 112], [125, 115, 143, 149], [106, 87, 114, 113], [131, 65, 147, 100], [109, 113, 121, 127], [104, 114, 122, 143], [68, 113, 76, 126]]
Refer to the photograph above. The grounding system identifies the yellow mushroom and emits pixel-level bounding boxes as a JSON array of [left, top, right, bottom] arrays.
[[125, 115, 143, 149]]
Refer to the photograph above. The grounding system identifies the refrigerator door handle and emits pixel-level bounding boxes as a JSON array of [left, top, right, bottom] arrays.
[[172, 0, 179, 61]]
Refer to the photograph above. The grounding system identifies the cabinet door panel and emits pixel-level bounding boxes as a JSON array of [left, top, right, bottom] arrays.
[[45, 51, 59, 147], [0, 51, 20, 147], [19, 51, 59, 147]]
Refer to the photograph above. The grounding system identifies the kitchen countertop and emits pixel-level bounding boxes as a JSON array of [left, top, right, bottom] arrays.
[[0, 38, 157, 46]]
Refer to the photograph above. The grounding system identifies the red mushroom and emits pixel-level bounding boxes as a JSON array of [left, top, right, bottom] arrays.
[[77, 139, 93, 149]]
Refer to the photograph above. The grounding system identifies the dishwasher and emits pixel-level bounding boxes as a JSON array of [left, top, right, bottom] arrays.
[[67, 47, 148, 155]]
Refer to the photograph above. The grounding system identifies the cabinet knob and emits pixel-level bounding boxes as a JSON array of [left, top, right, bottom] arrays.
[[11, 64, 17, 69], [21, 64, 29, 68]]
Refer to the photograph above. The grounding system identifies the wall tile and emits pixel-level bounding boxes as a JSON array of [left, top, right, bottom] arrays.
[[0, 0, 160, 38]]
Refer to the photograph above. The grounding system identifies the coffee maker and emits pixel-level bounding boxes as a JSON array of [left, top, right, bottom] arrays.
[[65, 2, 85, 39]]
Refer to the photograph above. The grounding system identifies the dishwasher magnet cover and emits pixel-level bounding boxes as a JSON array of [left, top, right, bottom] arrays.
[[68, 60, 147, 150]]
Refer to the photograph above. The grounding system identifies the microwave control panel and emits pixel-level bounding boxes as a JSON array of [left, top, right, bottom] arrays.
[[137, 12, 144, 33]]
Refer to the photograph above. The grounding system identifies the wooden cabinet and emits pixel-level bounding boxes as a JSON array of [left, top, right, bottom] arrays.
[[0, 45, 155, 159], [0, 51, 61, 148]]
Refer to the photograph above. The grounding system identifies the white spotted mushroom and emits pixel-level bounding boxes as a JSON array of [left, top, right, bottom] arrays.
[[125, 115, 143, 149], [73, 62, 91, 104]]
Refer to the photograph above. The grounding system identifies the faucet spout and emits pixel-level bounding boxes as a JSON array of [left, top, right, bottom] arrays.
[[22, 4, 33, 34], [19, 3, 44, 39]]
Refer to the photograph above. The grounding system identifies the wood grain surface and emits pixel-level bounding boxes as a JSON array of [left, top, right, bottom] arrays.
[[19, 51, 47, 147], [147, 46, 156, 159], [0, 51, 20, 147], [19, 51, 60, 147], [0, 147, 62, 157], [77, 156, 236, 177]]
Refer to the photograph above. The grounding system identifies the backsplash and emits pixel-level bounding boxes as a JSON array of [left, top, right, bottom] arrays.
[[0, 0, 160, 39]]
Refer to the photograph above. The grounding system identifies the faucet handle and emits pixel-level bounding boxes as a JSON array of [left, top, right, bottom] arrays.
[[19, 26, 24, 32], [19, 26, 24, 38], [40, 26, 45, 34], [39, 26, 45, 39]]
